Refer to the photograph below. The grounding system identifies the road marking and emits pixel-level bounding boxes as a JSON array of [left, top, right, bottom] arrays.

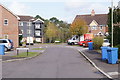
[[107, 72, 119, 76], [5, 52, 10, 53]]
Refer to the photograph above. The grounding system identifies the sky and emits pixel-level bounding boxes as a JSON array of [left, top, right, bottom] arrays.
[[0, 0, 119, 23]]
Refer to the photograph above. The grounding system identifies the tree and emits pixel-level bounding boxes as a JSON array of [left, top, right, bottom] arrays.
[[48, 17, 70, 42], [70, 19, 88, 41], [45, 22, 59, 43], [35, 15, 45, 21], [107, 6, 120, 46], [49, 17, 59, 24]]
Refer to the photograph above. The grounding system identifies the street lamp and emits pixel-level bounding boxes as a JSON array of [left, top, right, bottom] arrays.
[[111, 0, 113, 48], [28, 18, 34, 47]]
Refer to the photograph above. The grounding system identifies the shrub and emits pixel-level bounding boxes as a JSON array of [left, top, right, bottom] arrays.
[[115, 45, 120, 59], [93, 36, 103, 50]]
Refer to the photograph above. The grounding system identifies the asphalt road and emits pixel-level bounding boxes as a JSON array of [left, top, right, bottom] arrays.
[[2, 45, 105, 78]]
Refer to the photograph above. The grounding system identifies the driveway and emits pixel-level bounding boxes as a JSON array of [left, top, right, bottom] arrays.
[[2, 45, 106, 78]]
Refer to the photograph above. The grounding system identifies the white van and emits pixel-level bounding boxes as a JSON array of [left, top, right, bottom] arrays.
[[26, 37, 34, 45], [67, 35, 84, 45]]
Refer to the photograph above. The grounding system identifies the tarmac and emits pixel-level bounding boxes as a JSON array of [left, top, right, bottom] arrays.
[[1, 44, 120, 79]]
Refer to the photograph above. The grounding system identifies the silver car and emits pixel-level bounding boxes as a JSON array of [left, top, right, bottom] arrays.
[[102, 39, 110, 47], [0, 39, 14, 52]]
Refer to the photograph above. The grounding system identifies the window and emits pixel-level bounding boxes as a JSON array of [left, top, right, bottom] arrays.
[[27, 30, 31, 34], [35, 30, 41, 36], [27, 22, 32, 26], [0, 40, 7, 43], [19, 22, 23, 26], [35, 24, 40, 29], [91, 26, 97, 30], [21, 30, 24, 34], [4, 19, 8, 25], [100, 26, 102, 30]]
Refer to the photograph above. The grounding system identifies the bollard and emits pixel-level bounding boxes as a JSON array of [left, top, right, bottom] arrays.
[[0, 45, 5, 55]]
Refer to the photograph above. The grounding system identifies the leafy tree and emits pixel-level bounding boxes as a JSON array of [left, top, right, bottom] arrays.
[[49, 17, 59, 24], [35, 15, 45, 21], [48, 17, 70, 42], [70, 19, 88, 41], [45, 22, 59, 43], [107, 6, 120, 46], [93, 36, 103, 50]]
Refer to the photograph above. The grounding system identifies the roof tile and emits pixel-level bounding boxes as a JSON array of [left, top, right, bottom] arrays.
[[74, 14, 108, 25]]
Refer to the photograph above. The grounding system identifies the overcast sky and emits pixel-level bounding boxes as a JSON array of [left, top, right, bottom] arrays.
[[0, 0, 119, 23]]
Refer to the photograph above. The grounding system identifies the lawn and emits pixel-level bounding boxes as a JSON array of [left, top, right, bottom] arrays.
[[13, 52, 39, 58]]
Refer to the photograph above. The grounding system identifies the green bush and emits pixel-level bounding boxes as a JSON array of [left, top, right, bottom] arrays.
[[93, 36, 103, 50], [115, 45, 120, 59]]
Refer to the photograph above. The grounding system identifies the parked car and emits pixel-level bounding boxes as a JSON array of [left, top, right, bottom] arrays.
[[78, 39, 92, 47], [102, 39, 110, 47], [0, 39, 14, 51]]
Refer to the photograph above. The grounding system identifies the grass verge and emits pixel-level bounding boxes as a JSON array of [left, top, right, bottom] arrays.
[[13, 52, 39, 58], [32, 48, 45, 50]]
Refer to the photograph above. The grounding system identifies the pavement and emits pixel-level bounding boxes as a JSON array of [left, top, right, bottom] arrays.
[[66, 45, 119, 79], [1, 43, 120, 79]]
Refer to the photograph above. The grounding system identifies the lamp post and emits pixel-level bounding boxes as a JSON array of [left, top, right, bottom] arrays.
[[28, 18, 34, 47], [111, 0, 113, 48]]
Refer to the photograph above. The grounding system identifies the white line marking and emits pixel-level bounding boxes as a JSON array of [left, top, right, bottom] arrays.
[[107, 72, 119, 76]]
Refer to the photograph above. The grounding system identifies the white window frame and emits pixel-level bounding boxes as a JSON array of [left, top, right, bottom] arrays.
[[27, 29, 31, 34], [91, 26, 97, 30], [19, 22, 23, 26], [21, 30, 24, 34], [4, 19, 8, 26], [35, 23, 41, 29], [100, 26, 103, 30], [35, 30, 41, 36], [27, 22, 32, 26]]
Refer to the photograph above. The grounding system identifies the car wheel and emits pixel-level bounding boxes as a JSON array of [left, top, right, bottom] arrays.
[[71, 42, 74, 45], [83, 44, 85, 47], [4, 47, 8, 52]]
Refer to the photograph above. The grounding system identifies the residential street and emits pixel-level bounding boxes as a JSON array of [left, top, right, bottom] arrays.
[[2, 45, 105, 78]]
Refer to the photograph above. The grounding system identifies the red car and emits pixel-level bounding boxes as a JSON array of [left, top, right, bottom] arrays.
[[78, 39, 92, 47]]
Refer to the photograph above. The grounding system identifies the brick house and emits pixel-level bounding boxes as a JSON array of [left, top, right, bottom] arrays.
[[0, 4, 19, 48], [18, 15, 44, 43], [73, 10, 108, 37]]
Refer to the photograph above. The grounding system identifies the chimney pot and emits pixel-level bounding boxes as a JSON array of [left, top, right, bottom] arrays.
[[91, 10, 95, 16]]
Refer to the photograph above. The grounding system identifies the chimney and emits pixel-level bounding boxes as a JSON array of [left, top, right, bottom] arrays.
[[91, 10, 95, 16]]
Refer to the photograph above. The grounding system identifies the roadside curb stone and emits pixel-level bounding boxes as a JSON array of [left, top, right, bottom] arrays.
[[2, 51, 44, 63]]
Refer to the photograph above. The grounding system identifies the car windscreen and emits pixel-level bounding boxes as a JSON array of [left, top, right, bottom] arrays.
[[8, 39, 12, 43], [0, 40, 7, 43], [104, 40, 109, 42]]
